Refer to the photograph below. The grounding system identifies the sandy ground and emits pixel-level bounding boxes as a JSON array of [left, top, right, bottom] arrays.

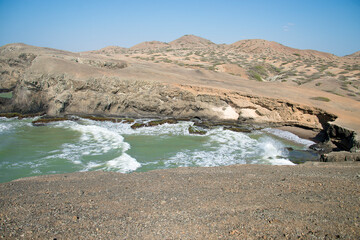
[[276, 126, 322, 142], [1, 162, 359, 239]]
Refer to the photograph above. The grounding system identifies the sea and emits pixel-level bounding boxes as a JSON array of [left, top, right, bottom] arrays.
[[0, 117, 318, 183]]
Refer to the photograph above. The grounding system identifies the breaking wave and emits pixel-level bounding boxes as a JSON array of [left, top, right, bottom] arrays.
[[47, 120, 141, 173]]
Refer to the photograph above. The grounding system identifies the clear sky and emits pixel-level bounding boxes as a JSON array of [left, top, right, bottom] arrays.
[[0, 0, 359, 56]]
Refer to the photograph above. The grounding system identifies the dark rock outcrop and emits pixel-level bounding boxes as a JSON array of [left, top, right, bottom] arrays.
[[320, 151, 360, 162], [325, 123, 360, 152]]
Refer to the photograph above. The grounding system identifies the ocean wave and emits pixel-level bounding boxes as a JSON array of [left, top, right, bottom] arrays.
[[0, 117, 33, 134], [165, 128, 295, 168], [256, 136, 295, 165], [0, 122, 12, 134], [47, 121, 141, 173]]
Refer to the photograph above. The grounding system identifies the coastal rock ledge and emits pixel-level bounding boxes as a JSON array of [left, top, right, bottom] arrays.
[[2, 74, 360, 152], [2, 73, 335, 129]]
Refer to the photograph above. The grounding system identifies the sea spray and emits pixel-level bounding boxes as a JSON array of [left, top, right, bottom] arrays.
[[256, 136, 295, 165]]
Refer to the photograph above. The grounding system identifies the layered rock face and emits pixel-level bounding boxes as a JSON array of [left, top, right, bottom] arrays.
[[0, 44, 336, 128], [3, 71, 336, 130]]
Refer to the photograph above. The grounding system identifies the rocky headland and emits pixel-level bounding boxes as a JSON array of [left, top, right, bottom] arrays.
[[1, 38, 360, 153]]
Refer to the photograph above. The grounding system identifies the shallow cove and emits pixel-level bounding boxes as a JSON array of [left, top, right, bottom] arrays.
[[0, 117, 318, 183]]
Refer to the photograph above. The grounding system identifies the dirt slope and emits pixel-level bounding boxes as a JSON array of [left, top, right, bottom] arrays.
[[1, 162, 359, 239]]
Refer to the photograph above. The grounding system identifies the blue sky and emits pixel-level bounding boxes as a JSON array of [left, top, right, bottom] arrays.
[[0, 0, 359, 56]]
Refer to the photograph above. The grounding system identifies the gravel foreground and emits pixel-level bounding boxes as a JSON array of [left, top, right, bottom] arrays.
[[1, 162, 360, 239]]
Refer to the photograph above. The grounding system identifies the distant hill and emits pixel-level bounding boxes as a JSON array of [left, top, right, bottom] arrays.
[[62, 34, 360, 102], [345, 51, 360, 58], [105, 34, 359, 102], [90, 46, 126, 55], [168, 35, 217, 49], [130, 41, 169, 50], [129, 35, 217, 50], [227, 39, 336, 59], [127, 35, 337, 60]]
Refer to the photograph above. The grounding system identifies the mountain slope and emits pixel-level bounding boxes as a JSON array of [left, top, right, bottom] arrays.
[[169, 35, 217, 49], [228, 39, 336, 59], [130, 41, 169, 50], [91, 46, 126, 54], [345, 51, 360, 58], [115, 35, 359, 101]]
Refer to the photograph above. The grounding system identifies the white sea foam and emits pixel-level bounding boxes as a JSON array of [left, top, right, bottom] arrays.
[[31, 169, 41, 174], [105, 153, 141, 172], [0, 122, 12, 134], [165, 128, 295, 168], [47, 121, 141, 173], [262, 128, 315, 147], [81, 161, 103, 171], [79, 118, 195, 136], [268, 158, 296, 165], [21, 119, 298, 169], [134, 121, 193, 136], [40, 120, 295, 172], [0, 117, 35, 134], [0, 118, 21, 134]]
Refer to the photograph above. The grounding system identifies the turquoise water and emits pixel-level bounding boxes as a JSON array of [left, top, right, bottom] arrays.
[[0, 117, 316, 183]]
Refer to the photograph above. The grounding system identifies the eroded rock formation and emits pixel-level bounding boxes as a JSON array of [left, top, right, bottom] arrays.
[[0, 43, 359, 152]]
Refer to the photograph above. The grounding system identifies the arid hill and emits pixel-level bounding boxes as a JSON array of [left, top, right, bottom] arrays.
[[130, 41, 169, 50], [346, 50, 360, 58], [110, 35, 359, 101], [228, 39, 336, 59], [94, 46, 127, 54], [169, 34, 217, 49]]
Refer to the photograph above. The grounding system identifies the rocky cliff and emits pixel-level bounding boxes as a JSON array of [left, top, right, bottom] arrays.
[[3, 70, 336, 130], [1, 43, 359, 152]]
